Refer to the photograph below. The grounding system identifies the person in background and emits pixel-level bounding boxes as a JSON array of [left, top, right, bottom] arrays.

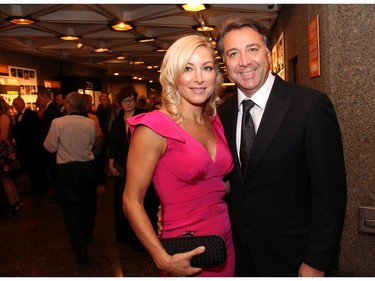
[[123, 35, 235, 277], [108, 96, 121, 133], [94, 93, 112, 187], [12, 96, 49, 195], [83, 94, 102, 142], [108, 84, 158, 247], [44, 92, 96, 265], [83, 94, 104, 195], [0, 96, 22, 217], [36, 90, 63, 200], [54, 93, 64, 113], [136, 95, 147, 110], [216, 17, 347, 277]]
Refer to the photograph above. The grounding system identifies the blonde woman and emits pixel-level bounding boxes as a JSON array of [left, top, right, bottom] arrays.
[[0, 97, 22, 217], [123, 35, 235, 277]]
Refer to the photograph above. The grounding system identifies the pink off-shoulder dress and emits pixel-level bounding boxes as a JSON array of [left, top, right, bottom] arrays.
[[128, 110, 235, 277]]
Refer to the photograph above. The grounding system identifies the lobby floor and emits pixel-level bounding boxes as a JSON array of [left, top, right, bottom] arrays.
[[0, 173, 159, 277]]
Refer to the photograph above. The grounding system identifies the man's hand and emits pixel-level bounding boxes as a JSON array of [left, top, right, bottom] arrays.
[[298, 262, 324, 277]]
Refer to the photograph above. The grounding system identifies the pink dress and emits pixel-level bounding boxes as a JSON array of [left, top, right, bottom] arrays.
[[128, 110, 235, 277]]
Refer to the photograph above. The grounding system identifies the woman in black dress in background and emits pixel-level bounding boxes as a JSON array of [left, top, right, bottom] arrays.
[[108, 84, 158, 246]]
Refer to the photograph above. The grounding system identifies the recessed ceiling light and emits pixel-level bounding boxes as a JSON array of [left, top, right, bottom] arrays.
[[137, 37, 156, 43], [117, 56, 125, 60], [179, 4, 209, 12], [60, 35, 80, 41], [5, 16, 36, 25], [110, 21, 135, 32], [193, 25, 215, 32], [95, 47, 110, 53]]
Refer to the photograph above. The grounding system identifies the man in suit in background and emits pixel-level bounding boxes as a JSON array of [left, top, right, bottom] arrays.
[[216, 17, 347, 277], [54, 92, 65, 113], [12, 96, 49, 195], [36, 90, 63, 199]]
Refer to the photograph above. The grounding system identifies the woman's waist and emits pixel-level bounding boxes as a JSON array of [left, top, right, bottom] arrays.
[[161, 202, 230, 237]]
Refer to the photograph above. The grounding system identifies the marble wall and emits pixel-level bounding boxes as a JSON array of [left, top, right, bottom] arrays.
[[273, 4, 375, 276]]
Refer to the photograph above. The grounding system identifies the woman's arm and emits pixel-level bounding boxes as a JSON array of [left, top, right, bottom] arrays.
[[123, 125, 204, 276]]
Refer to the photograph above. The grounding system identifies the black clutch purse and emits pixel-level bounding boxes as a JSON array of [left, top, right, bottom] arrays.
[[160, 231, 227, 268]]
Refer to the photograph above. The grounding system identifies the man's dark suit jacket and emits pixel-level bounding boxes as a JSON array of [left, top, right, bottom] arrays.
[[40, 101, 63, 187], [40, 101, 63, 142], [218, 74, 347, 276], [13, 108, 43, 159], [13, 108, 49, 193]]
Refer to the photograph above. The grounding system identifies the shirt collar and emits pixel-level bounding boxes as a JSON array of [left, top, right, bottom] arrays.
[[237, 72, 275, 110]]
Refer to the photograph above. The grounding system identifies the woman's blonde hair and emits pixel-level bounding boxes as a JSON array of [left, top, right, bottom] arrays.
[[159, 35, 223, 123]]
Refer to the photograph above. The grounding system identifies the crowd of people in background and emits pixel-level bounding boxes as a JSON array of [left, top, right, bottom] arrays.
[[0, 87, 160, 265]]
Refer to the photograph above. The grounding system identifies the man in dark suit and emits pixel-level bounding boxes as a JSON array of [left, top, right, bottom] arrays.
[[12, 96, 49, 195], [36, 90, 63, 195], [216, 17, 347, 277]]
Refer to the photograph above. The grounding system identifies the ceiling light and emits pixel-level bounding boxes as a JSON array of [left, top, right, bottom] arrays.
[[77, 42, 83, 48], [60, 35, 80, 41], [137, 37, 156, 43], [114, 73, 119, 76], [193, 25, 215, 32], [156, 49, 167, 53], [117, 56, 125, 60], [110, 21, 135, 32], [179, 4, 209, 12], [95, 47, 109, 53], [5, 16, 36, 25], [222, 82, 236, 87]]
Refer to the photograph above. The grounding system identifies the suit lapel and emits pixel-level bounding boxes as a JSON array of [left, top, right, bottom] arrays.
[[247, 75, 294, 178]]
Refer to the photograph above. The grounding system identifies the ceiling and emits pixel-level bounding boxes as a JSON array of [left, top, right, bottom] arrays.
[[0, 4, 282, 82]]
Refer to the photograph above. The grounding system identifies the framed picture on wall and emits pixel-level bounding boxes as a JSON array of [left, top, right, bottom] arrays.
[[272, 32, 285, 80]]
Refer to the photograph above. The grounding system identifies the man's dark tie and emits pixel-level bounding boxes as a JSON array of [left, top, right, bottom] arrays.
[[240, 99, 256, 176]]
